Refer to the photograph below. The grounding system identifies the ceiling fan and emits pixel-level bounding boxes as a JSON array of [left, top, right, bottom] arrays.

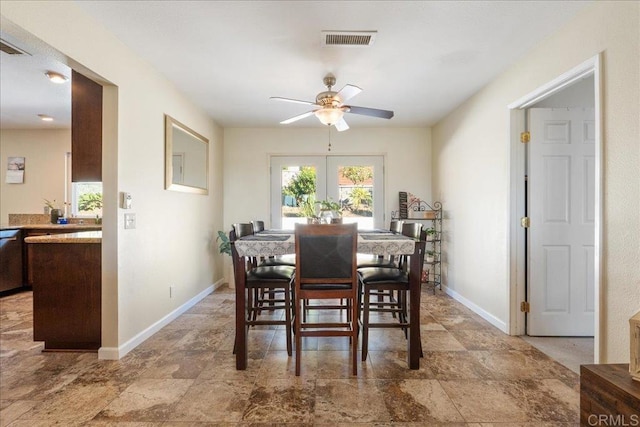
[[270, 74, 394, 131]]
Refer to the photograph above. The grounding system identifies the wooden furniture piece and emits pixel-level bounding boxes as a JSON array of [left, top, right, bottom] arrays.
[[72, 70, 103, 182], [27, 232, 101, 351], [230, 224, 295, 356], [0, 229, 23, 293], [580, 364, 640, 426], [359, 226, 426, 362], [233, 228, 421, 370], [23, 226, 101, 285], [294, 223, 359, 376]]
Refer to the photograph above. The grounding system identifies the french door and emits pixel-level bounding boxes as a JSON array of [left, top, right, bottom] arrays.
[[270, 155, 384, 229]]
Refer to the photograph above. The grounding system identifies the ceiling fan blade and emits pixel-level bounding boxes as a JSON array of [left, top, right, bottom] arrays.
[[334, 117, 349, 132], [336, 84, 362, 103], [280, 111, 315, 124], [345, 105, 394, 119], [270, 96, 317, 106]]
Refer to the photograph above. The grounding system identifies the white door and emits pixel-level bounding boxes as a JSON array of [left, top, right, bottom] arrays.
[[270, 156, 327, 229], [270, 155, 384, 229], [528, 108, 595, 336], [326, 156, 384, 229]]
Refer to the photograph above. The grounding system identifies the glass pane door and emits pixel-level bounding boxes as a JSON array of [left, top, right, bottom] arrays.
[[326, 156, 384, 229], [270, 156, 326, 229], [270, 155, 384, 229]]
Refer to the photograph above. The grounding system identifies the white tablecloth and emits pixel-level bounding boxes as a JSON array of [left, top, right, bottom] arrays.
[[234, 230, 417, 257]]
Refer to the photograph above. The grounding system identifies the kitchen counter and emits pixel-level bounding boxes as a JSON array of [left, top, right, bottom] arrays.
[[1, 224, 102, 231], [28, 230, 102, 351], [25, 230, 101, 244]]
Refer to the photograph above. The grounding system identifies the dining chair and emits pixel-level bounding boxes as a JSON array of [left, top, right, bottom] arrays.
[[356, 220, 406, 319], [230, 223, 295, 355], [358, 224, 426, 362], [356, 220, 405, 268], [251, 220, 265, 233], [294, 223, 359, 376]]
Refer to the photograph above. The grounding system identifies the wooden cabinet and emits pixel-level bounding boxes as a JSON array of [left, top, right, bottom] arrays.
[[29, 241, 101, 351], [24, 227, 100, 285], [71, 70, 103, 182], [0, 229, 23, 293]]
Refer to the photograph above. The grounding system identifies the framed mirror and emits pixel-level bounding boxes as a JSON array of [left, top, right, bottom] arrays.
[[165, 115, 209, 194]]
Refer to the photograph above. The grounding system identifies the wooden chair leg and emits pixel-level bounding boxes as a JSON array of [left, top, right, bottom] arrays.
[[285, 285, 292, 356], [361, 286, 371, 361], [295, 298, 302, 376], [351, 295, 358, 376]]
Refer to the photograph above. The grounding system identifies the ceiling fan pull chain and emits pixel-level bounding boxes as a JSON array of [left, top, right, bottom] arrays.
[[327, 125, 332, 151]]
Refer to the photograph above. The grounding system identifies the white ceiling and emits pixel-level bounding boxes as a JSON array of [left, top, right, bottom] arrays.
[[1, 1, 592, 130]]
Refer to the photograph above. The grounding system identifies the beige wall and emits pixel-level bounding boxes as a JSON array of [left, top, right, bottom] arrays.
[[432, 1, 639, 362], [1, 2, 225, 356], [223, 127, 432, 231], [0, 129, 70, 224]]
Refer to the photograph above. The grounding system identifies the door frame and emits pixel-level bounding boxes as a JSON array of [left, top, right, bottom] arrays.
[[507, 54, 603, 362]]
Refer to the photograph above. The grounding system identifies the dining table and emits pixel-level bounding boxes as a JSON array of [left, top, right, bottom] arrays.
[[232, 227, 424, 370]]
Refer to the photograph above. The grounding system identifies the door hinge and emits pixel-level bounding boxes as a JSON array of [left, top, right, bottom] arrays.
[[520, 131, 530, 143], [520, 301, 530, 313], [520, 217, 530, 228]]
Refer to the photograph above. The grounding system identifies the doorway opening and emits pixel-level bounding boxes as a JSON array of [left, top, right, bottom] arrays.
[[508, 54, 602, 363]]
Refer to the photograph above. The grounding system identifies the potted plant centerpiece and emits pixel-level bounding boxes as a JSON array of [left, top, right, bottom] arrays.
[[316, 198, 343, 224], [299, 195, 319, 224]]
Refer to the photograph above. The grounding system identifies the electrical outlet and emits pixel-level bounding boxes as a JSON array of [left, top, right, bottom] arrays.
[[124, 213, 136, 229]]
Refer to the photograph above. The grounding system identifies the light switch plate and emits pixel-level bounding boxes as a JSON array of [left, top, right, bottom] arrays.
[[124, 213, 136, 229]]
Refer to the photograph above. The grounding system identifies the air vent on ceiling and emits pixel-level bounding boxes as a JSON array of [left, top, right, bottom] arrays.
[[0, 39, 30, 55], [321, 31, 377, 47]]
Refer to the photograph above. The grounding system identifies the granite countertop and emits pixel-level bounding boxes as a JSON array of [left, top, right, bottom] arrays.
[[25, 230, 102, 244], [0, 224, 102, 231]]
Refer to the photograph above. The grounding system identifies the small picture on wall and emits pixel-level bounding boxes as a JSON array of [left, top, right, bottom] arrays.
[[6, 156, 25, 184]]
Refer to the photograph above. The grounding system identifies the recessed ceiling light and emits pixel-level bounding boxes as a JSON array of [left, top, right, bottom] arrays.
[[45, 71, 68, 84], [38, 114, 54, 122]]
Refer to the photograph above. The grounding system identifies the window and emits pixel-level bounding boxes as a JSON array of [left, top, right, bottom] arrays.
[[65, 152, 103, 218], [71, 182, 103, 217]]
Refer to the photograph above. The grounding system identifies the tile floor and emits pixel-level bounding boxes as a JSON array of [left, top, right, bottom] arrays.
[[0, 285, 581, 426]]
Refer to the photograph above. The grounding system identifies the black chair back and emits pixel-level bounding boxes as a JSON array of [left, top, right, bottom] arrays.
[[296, 223, 357, 284], [401, 222, 422, 239], [390, 220, 404, 233], [233, 223, 254, 238], [251, 220, 265, 232]]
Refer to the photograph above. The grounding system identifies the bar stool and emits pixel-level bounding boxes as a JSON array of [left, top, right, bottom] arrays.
[[230, 223, 295, 355]]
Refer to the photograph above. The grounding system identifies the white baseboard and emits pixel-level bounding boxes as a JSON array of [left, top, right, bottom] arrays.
[[98, 280, 223, 360], [442, 285, 508, 333]]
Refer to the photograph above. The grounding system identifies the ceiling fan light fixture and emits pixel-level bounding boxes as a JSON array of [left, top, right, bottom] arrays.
[[315, 107, 344, 126], [45, 71, 68, 84]]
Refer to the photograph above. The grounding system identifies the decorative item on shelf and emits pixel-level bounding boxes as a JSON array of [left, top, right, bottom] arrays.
[[398, 191, 408, 219], [421, 269, 429, 283], [426, 250, 436, 263], [631, 309, 640, 381], [425, 228, 437, 241]]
